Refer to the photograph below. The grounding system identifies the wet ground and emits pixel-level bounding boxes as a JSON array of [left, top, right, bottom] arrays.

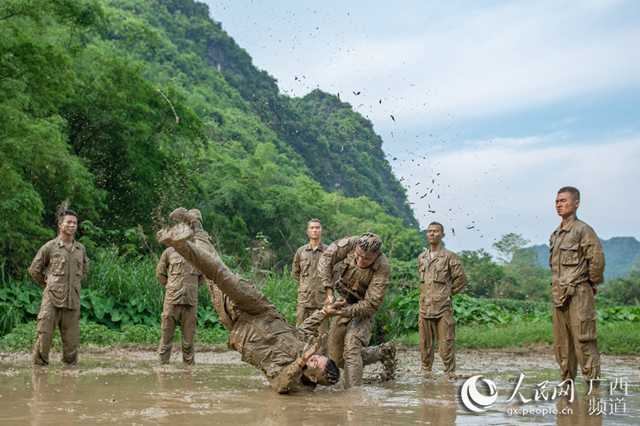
[[0, 346, 638, 425]]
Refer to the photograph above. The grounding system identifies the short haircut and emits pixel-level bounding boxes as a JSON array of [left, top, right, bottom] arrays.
[[358, 232, 382, 253], [427, 221, 444, 232], [58, 210, 78, 223], [307, 218, 322, 227], [323, 358, 340, 385], [558, 186, 580, 201]]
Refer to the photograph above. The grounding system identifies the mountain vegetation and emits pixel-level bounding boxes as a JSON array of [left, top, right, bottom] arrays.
[[0, 0, 425, 275]]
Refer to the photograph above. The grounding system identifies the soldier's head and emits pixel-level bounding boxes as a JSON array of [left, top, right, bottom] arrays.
[[306, 218, 323, 241], [58, 210, 78, 237], [426, 222, 445, 245], [355, 232, 382, 268], [556, 186, 580, 219], [302, 355, 340, 386]]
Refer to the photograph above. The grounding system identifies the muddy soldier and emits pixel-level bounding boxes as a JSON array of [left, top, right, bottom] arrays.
[[417, 222, 467, 375], [156, 231, 204, 365], [29, 210, 89, 365], [550, 186, 605, 386], [318, 232, 396, 388], [292, 218, 329, 354], [156, 208, 341, 393]]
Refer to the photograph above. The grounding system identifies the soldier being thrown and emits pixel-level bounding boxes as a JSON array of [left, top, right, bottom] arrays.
[[417, 222, 467, 376], [318, 232, 396, 388], [29, 210, 89, 366], [156, 208, 340, 393], [156, 235, 204, 365]]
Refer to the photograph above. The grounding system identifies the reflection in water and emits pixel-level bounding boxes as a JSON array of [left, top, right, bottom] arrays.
[[0, 357, 636, 425], [30, 366, 79, 426]]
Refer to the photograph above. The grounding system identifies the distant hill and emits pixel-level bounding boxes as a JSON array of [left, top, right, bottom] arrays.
[[526, 237, 640, 281]]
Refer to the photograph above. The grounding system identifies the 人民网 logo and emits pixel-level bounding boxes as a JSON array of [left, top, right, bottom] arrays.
[[461, 375, 498, 412]]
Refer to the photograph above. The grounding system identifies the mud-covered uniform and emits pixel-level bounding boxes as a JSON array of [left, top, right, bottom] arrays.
[[29, 237, 89, 365], [417, 248, 467, 373], [317, 236, 391, 387], [292, 242, 329, 353], [156, 248, 204, 364], [549, 217, 605, 384], [166, 231, 328, 393]]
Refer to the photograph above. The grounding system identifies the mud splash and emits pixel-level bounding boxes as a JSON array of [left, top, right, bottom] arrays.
[[0, 348, 638, 425]]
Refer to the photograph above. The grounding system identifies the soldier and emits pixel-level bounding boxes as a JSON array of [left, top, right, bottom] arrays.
[[550, 186, 605, 386], [156, 209, 341, 393], [417, 222, 467, 375], [292, 218, 329, 354], [318, 232, 396, 388], [156, 232, 204, 365], [29, 210, 89, 365]]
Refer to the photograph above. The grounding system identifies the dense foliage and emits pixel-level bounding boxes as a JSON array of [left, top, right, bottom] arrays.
[[0, 0, 425, 277]]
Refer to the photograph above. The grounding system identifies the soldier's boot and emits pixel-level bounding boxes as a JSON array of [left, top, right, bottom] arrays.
[[169, 207, 199, 226], [156, 222, 194, 247], [380, 341, 396, 381]]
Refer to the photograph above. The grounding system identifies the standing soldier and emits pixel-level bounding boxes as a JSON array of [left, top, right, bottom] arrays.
[[550, 186, 605, 386], [417, 221, 467, 376], [156, 231, 204, 365], [29, 210, 89, 365], [292, 219, 329, 354], [318, 232, 396, 388]]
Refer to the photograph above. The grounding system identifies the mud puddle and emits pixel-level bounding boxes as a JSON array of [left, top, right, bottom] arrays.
[[0, 348, 638, 425]]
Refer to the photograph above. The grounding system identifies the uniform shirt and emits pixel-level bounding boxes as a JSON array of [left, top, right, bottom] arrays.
[[29, 237, 89, 310], [292, 242, 327, 309], [417, 248, 467, 318], [549, 218, 605, 307], [156, 247, 204, 306], [317, 236, 391, 319]]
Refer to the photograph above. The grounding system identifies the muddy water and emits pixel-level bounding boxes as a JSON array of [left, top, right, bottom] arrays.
[[0, 348, 638, 425]]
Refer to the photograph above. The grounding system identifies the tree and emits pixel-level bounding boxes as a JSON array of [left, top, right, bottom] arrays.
[[492, 233, 530, 266], [458, 249, 505, 298]]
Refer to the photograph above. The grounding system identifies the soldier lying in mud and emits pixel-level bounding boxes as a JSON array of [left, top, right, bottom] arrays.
[[156, 209, 340, 393], [157, 208, 395, 393]]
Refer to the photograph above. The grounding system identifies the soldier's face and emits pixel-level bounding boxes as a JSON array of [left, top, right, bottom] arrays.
[[426, 225, 444, 245], [59, 215, 77, 236], [306, 222, 323, 240], [556, 192, 579, 218], [354, 247, 378, 268]]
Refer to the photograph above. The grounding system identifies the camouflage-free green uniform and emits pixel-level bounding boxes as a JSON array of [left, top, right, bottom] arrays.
[[156, 248, 204, 364], [318, 236, 391, 387], [29, 237, 89, 365], [417, 248, 467, 373], [549, 217, 605, 384]]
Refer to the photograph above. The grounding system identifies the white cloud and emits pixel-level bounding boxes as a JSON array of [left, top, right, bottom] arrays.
[[392, 132, 640, 252]]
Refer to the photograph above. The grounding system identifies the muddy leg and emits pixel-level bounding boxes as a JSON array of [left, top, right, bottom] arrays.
[[436, 312, 456, 374], [419, 316, 437, 372], [553, 306, 578, 382], [33, 294, 58, 366], [159, 303, 178, 364], [59, 308, 79, 365], [180, 305, 197, 365]]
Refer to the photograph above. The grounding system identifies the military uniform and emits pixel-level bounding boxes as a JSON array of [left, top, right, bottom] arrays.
[[292, 242, 329, 353], [417, 248, 467, 373], [29, 237, 89, 365], [549, 217, 605, 384], [317, 236, 391, 387], [156, 247, 204, 364], [160, 226, 327, 393]]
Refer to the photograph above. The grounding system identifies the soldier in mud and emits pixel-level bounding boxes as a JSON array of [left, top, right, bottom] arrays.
[[317, 232, 396, 388], [29, 210, 89, 366], [417, 222, 467, 376], [156, 208, 341, 393], [156, 229, 204, 365], [292, 218, 329, 355], [550, 186, 605, 386]]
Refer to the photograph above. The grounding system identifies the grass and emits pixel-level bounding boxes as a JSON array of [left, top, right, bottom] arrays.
[[395, 322, 640, 355]]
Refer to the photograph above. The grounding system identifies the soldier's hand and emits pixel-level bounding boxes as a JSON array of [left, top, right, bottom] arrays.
[[299, 336, 319, 367], [333, 297, 347, 309], [326, 294, 336, 306], [321, 304, 343, 318], [592, 285, 598, 295]]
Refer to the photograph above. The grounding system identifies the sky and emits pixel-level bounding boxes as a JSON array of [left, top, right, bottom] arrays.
[[201, 0, 640, 254]]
